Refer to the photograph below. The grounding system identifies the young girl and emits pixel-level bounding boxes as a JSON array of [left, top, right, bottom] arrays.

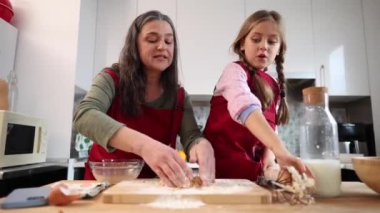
[[73, 10, 215, 187], [203, 10, 309, 181]]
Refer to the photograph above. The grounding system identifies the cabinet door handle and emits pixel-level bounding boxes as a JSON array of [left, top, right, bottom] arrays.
[[319, 65, 325, 86]]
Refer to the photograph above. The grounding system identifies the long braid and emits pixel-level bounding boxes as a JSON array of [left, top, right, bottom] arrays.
[[275, 53, 289, 125], [241, 58, 274, 110]]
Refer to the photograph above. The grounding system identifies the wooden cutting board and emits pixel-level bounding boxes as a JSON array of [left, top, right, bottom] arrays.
[[102, 179, 272, 204]]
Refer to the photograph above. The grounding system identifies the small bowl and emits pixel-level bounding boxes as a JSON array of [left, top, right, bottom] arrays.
[[352, 157, 380, 193], [89, 159, 144, 184]]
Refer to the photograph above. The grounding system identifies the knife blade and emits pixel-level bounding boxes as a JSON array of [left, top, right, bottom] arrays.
[[186, 162, 199, 176]]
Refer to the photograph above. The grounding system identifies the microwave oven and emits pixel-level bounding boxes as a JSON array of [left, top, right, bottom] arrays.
[[0, 110, 48, 168]]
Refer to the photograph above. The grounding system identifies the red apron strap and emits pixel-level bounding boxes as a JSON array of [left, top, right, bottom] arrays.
[[103, 69, 119, 88], [169, 87, 185, 147]]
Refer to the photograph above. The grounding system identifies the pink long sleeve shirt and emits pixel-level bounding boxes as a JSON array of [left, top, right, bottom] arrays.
[[213, 62, 266, 124]]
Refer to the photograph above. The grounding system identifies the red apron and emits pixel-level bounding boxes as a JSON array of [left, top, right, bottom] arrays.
[[84, 69, 185, 179], [203, 61, 279, 181]]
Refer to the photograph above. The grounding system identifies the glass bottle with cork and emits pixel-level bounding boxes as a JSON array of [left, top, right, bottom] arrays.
[[0, 79, 9, 110], [299, 86, 341, 197]]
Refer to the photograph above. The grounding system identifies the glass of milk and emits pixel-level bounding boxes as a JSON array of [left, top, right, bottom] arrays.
[[300, 87, 341, 197]]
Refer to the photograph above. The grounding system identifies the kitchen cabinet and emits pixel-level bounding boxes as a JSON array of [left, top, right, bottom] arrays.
[[93, 0, 137, 74], [92, 0, 176, 77], [245, 0, 315, 78], [76, 0, 97, 91], [312, 0, 369, 96], [177, 0, 244, 95], [0, 19, 18, 79], [137, 0, 176, 22], [362, 0, 380, 156], [90, 0, 371, 96]]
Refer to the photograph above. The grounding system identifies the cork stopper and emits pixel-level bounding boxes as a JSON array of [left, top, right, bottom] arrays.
[[302, 86, 328, 105], [0, 79, 9, 110]]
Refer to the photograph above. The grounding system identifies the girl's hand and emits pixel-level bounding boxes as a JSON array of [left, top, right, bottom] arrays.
[[140, 140, 192, 188], [275, 152, 314, 178], [188, 138, 215, 186], [262, 148, 280, 180]]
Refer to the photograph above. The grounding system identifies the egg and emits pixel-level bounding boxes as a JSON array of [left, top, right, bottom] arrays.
[[48, 184, 81, 206]]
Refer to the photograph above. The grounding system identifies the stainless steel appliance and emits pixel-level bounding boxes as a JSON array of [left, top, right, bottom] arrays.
[[338, 123, 376, 156]]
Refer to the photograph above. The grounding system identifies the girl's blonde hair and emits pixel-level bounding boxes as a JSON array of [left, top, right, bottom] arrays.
[[232, 10, 289, 125]]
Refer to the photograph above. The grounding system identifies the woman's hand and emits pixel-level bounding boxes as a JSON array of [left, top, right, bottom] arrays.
[[109, 127, 193, 188], [188, 138, 215, 186], [139, 139, 193, 188]]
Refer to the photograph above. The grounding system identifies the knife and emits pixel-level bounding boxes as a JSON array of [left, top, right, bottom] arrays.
[[186, 162, 199, 176]]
